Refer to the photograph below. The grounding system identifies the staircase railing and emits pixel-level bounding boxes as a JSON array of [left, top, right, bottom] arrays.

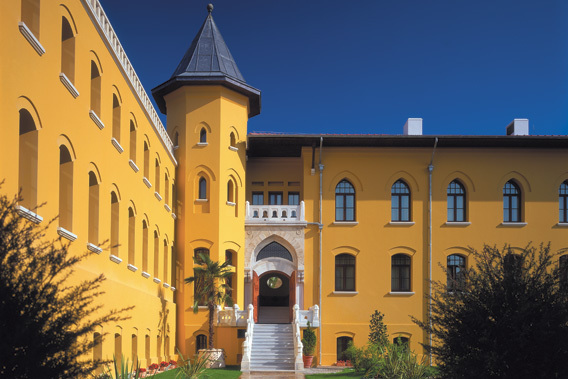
[[293, 304, 304, 370], [241, 304, 254, 371]]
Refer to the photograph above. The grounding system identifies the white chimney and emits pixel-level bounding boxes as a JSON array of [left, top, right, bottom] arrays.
[[506, 119, 529, 136], [404, 118, 422, 135]]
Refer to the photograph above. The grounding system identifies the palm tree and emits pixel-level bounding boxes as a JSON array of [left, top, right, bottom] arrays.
[[184, 252, 233, 349]]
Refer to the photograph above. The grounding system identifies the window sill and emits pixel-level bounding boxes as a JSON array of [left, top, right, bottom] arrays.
[[445, 221, 471, 226], [16, 205, 43, 224], [141, 271, 151, 279], [127, 264, 138, 272], [500, 222, 527, 227], [109, 254, 122, 264], [333, 221, 358, 226], [89, 110, 105, 129], [111, 138, 124, 154], [226, 201, 236, 206], [19, 22, 45, 56], [164, 204, 171, 212], [197, 142, 208, 147], [389, 291, 415, 296], [163, 283, 170, 288], [57, 227, 77, 242], [153, 277, 161, 284], [389, 221, 415, 226], [87, 243, 102, 254], [556, 223, 568, 227], [171, 286, 176, 291], [143, 177, 152, 188], [155, 192, 162, 201], [195, 199, 208, 203], [129, 160, 139, 173], [229, 146, 238, 152], [198, 306, 209, 309], [332, 291, 358, 295], [171, 213, 177, 220], [59, 73, 79, 98]]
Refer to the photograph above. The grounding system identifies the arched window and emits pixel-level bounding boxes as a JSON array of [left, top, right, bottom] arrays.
[[114, 333, 122, 368], [447, 180, 466, 222], [226, 274, 234, 300], [257, 242, 293, 261], [196, 334, 207, 353], [391, 254, 411, 292], [112, 94, 121, 143], [391, 180, 410, 222], [22, 0, 40, 38], [93, 332, 103, 375], [335, 180, 355, 221], [173, 131, 179, 147], [143, 142, 150, 179], [503, 181, 521, 222], [128, 208, 135, 265], [393, 336, 410, 346], [559, 181, 568, 223], [129, 121, 137, 163], [19, 109, 38, 211], [230, 132, 236, 148], [59, 145, 73, 231], [227, 180, 234, 203], [153, 230, 159, 277], [447, 254, 466, 291], [131, 334, 137, 366], [194, 248, 209, 306], [163, 239, 169, 283], [155, 159, 160, 194], [337, 337, 352, 361], [225, 250, 233, 266], [200, 128, 207, 143], [110, 192, 119, 256], [88, 172, 99, 244], [165, 174, 170, 206], [335, 254, 355, 291], [90, 61, 101, 116], [194, 248, 209, 264], [142, 220, 148, 272], [198, 177, 207, 200], [61, 16, 75, 83]]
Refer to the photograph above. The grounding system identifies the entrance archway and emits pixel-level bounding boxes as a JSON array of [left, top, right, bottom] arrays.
[[257, 272, 291, 323]]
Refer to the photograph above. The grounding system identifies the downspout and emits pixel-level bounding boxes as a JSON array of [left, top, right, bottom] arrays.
[[318, 136, 324, 366], [428, 137, 438, 366]]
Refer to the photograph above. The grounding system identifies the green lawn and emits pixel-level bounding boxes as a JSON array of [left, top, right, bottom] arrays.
[[305, 368, 362, 379], [152, 365, 241, 378]]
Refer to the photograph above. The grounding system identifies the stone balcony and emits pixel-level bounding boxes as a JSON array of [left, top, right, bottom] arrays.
[[245, 201, 306, 226]]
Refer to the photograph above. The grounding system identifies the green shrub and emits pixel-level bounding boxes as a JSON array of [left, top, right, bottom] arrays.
[[302, 321, 317, 356]]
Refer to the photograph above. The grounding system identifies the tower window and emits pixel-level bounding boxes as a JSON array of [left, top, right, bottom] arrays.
[[503, 181, 521, 222], [200, 128, 207, 143], [447, 180, 466, 222], [19, 109, 38, 211], [198, 177, 207, 200], [61, 16, 75, 83], [335, 180, 355, 221], [90, 62, 101, 116], [560, 181, 568, 223], [391, 180, 410, 222]]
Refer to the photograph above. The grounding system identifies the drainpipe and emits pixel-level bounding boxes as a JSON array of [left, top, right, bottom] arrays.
[[428, 137, 438, 366], [318, 136, 324, 366]]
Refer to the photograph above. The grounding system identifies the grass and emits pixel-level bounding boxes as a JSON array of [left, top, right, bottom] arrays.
[[305, 368, 362, 379], [152, 365, 241, 379]]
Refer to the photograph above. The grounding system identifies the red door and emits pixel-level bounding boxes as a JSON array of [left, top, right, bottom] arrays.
[[289, 271, 296, 322], [253, 271, 259, 322]]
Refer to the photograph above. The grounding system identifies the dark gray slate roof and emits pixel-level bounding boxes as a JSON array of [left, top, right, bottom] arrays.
[[152, 6, 261, 118]]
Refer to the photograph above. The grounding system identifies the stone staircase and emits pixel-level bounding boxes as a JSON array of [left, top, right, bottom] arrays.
[[250, 323, 295, 371]]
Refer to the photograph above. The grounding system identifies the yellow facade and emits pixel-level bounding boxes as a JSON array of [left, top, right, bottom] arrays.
[[2, 0, 568, 372]]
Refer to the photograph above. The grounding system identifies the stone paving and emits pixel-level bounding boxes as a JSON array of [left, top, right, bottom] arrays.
[[239, 366, 346, 378]]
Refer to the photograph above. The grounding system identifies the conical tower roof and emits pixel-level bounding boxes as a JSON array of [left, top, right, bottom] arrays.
[[152, 4, 261, 117]]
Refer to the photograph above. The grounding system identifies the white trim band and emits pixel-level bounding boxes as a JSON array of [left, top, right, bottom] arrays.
[[57, 227, 77, 241]]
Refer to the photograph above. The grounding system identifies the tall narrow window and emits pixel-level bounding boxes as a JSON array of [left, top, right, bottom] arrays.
[[559, 181, 568, 223], [131, 334, 137, 366], [142, 220, 148, 272], [164, 175, 170, 206], [269, 192, 283, 205], [198, 177, 207, 200], [335, 254, 355, 291], [143, 142, 150, 179], [110, 192, 119, 256], [153, 231, 159, 277], [447, 254, 466, 291], [199, 128, 207, 143], [335, 180, 355, 221], [173, 131, 179, 147], [19, 109, 38, 211], [114, 333, 122, 368], [392, 254, 411, 292], [194, 248, 209, 306], [194, 248, 209, 264], [337, 337, 353, 361], [129, 121, 137, 163], [61, 17, 75, 83], [163, 240, 169, 283], [288, 192, 300, 205], [225, 250, 233, 266], [252, 192, 264, 205], [196, 334, 207, 353], [112, 95, 121, 143], [145, 334, 150, 363], [447, 180, 466, 222], [227, 180, 234, 203], [22, 0, 40, 38], [90, 62, 101, 116], [88, 172, 99, 244], [230, 132, 236, 147], [128, 208, 135, 265], [93, 333, 103, 375], [59, 145, 73, 231], [391, 180, 410, 222], [503, 181, 521, 222], [155, 160, 160, 194]]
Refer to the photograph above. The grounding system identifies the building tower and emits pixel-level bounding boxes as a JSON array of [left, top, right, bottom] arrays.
[[152, 4, 261, 356]]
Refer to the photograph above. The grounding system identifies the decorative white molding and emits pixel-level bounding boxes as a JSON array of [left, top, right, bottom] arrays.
[[226, 201, 236, 206], [388, 221, 415, 226], [153, 277, 161, 284], [16, 205, 43, 224], [89, 110, 105, 129], [111, 138, 124, 153], [141, 271, 151, 278], [82, 0, 176, 163], [245, 201, 306, 226], [143, 177, 152, 188], [59, 73, 79, 98], [127, 263, 138, 272], [170, 286, 176, 291], [197, 142, 208, 147], [229, 146, 238, 152], [333, 221, 359, 225], [332, 291, 359, 295], [500, 222, 527, 227], [109, 254, 122, 264], [129, 160, 139, 172], [195, 198, 208, 203], [163, 283, 170, 288], [57, 227, 77, 241], [171, 213, 177, 220], [19, 22, 45, 55], [154, 192, 162, 201], [164, 204, 171, 212], [389, 291, 415, 296], [87, 243, 102, 254], [445, 221, 471, 226]]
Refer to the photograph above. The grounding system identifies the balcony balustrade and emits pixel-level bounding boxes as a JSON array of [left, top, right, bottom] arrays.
[[245, 201, 306, 225]]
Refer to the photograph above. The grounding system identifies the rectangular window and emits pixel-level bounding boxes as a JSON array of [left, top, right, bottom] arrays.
[[269, 192, 283, 205], [288, 192, 300, 205], [252, 192, 264, 205]]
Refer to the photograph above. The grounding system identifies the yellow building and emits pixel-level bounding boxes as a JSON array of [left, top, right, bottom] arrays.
[[2, 0, 568, 373]]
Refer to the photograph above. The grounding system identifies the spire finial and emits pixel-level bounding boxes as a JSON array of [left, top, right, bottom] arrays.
[[207, 4, 214, 13]]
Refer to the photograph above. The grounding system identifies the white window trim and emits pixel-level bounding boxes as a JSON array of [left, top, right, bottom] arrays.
[[445, 221, 471, 226], [87, 243, 102, 254], [332, 221, 358, 225], [389, 291, 415, 296], [111, 138, 124, 153], [153, 277, 161, 284], [170, 286, 176, 291], [154, 192, 162, 201], [19, 22, 45, 56], [143, 177, 152, 188], [141, 271, 151, 278], [16, 205, 43, 224], [332, 291, 358, 295], [197, 142, 208, 147], [229, 146, 238, 152], [226, 201, 236, 206], [171, 213, 177, 220], [163, 283, 170, 288], [557, 223, 568, 227], [129, 159, 139, 173], [57, 227, 77, 241], [389, 221, 415, 226], [164, 204, 171, 212], [127, 264, 138, 272], [59, 73, 79, 98], [500, 222, 527, 227], [196, 198, 208, 203], [89, 110, 105, 129], [109, 254, 122, 264]]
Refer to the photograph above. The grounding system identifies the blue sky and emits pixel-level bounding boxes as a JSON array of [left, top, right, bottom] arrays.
[[99, 0, 568, 136]]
